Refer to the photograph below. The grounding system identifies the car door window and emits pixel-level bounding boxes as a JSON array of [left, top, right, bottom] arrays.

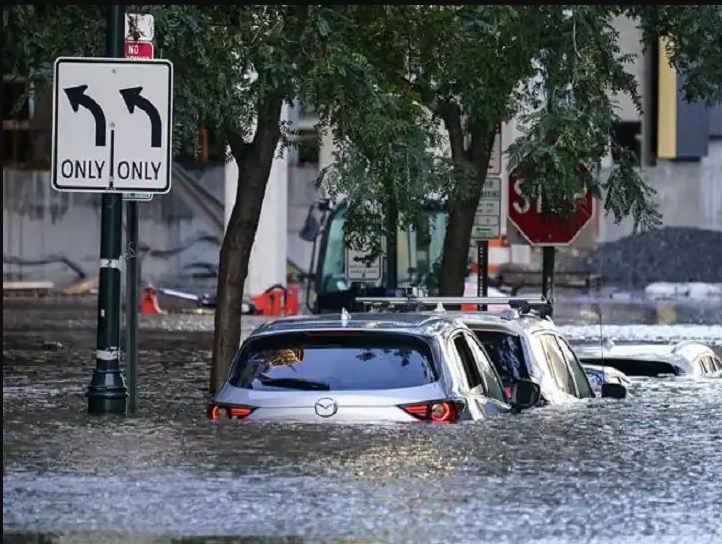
[[701, 356, 719, 375], [556, 336, 594, 399], [697, 356, 710, 375], [540, 335, 577, 396], [712, 357, 722, 372], [467, 335, 508, 403], [452, 334, 484, 391]]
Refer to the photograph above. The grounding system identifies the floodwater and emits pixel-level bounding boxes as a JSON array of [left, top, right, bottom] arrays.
[[3, 297, 722, 544]]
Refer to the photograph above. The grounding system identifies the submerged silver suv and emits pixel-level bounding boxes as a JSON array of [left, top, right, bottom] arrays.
[[209, 312, 540, 423]]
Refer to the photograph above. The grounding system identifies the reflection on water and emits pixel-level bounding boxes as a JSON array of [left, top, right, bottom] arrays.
[[3, 299, 722, 544]]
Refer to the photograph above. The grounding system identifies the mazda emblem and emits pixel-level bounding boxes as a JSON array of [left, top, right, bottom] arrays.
[[314, 397, 338, 418]]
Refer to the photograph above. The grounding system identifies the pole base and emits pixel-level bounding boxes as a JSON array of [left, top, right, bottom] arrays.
[[87, 367, 128, 414]]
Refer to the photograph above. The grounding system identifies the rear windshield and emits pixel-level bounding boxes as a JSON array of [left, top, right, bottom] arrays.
[[228, 332, 438, 391], [473, 330, 529, 384], [581, 358, 679, 377]]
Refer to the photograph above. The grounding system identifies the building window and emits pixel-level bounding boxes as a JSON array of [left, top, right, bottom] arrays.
[[611, 120, 642, 165]]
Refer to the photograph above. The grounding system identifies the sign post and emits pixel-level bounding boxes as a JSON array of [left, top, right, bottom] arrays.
[[51, 7, 172, 414], [123, 12, 155, 413], [542, 246, 556, 303], [91, 5, 126, 414], [471, 176, 502, 308]]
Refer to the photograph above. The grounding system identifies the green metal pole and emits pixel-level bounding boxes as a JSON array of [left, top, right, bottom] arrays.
[[87, 5, 128, 414], [126, 200, 138, 412], [542, 246, 556, 307]]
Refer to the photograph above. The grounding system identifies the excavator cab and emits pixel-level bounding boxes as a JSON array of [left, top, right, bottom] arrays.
[[303, 199, 448, 313]]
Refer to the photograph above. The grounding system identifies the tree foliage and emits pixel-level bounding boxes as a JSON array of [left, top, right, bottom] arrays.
[[319, 5, 722, 290]]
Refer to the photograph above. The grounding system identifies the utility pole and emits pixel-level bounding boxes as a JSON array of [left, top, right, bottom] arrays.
[[87, 5, 128, 414]]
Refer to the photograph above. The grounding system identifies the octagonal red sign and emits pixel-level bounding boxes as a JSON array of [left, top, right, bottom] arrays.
[[508, 170, 594, 246]]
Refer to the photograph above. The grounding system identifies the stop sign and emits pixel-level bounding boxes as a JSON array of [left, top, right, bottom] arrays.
[[508, 170, 594, 246]]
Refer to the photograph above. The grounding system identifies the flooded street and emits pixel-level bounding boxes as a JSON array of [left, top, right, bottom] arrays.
[[3, 298, 722, 544]]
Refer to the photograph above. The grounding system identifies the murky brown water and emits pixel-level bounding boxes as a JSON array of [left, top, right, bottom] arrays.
[[3, 297, 722, 544]]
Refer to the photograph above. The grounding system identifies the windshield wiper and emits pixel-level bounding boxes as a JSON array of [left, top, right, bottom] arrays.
[[256, 376, 330, 391]]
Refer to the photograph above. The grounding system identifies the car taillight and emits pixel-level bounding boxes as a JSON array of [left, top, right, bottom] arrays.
[[208, 404, 255, 421], [400, 400, 464, 423]]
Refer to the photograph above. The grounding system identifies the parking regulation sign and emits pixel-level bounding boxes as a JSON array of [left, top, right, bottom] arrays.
[[51, 57, 173, 193], [345, 238, 383, 282], [471, 177, 502, 240]]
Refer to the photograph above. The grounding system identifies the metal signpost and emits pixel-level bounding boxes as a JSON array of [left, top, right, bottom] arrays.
[[471, 177, 502, 308], [51, 6, 172, 414], [123, 13, 156, 412]]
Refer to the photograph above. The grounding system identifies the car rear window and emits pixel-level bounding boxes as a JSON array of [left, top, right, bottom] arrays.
[[228, 332, 438, 391], [580, 358, 679, 377], [472, 330, 529, 385]]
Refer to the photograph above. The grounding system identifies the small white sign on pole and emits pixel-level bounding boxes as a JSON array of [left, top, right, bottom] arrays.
[[345, 241, 382, 282], [125, 13, 154, 42], [51, 57, 173, 193], [123, 192, 153, 201], [471, 177, 502, 240]]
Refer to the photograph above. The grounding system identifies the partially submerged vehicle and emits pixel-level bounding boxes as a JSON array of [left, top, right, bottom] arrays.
[[209, 311, 541, 423], [580, 364, 632, 396], [575, 340, 722, 378], [356, 295, 629, 404]]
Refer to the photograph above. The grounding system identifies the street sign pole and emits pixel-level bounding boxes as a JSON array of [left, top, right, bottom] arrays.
[[88, 4, 128, 414], [123, 13, 154, 413], [476, 241, 489, 310], [125, 199, 138, 412], [542, 246, 555, 307]]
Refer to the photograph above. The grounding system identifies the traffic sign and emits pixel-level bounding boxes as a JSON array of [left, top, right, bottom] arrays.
[[51, 57, 173, 193], [123, 192, 153, 201], [488, 123, 502, 175], [471, 177, 502, 240], [345, 240, 382, 282], [124, 41, 154, 60], [125, 13, 154, 41], [508, 169, 593, 246]]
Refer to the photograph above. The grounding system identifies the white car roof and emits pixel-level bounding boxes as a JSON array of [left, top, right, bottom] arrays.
[[433, 311, 559, 336], [575, 341, 715, 364]]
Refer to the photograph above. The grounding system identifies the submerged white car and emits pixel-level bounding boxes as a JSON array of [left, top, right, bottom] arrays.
[[357, 295, 629, 404], [575, 340, 722, 378]]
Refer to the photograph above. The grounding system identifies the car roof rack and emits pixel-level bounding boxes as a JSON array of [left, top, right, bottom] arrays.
[[355, 295, 553, 318]]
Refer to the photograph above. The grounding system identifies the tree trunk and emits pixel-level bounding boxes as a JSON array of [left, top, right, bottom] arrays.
[[209, 94, 283, 395], [438, 106, 497, 295]]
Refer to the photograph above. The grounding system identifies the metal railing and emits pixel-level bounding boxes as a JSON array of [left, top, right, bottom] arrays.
[[355, 295, 552, 316]]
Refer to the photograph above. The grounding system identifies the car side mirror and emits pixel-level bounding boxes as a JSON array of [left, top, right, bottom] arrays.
[[510, 379, 541, 411], [601, 382, 627, 399]]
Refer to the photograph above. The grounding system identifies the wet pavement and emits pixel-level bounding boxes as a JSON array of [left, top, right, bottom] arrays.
[[3, 297, 722, 544]]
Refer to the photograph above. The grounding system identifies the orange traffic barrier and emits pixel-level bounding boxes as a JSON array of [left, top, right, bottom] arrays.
[[285, 283, 300, 316], [141, 286, 165, 314], [249, 283, 300, 317]]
